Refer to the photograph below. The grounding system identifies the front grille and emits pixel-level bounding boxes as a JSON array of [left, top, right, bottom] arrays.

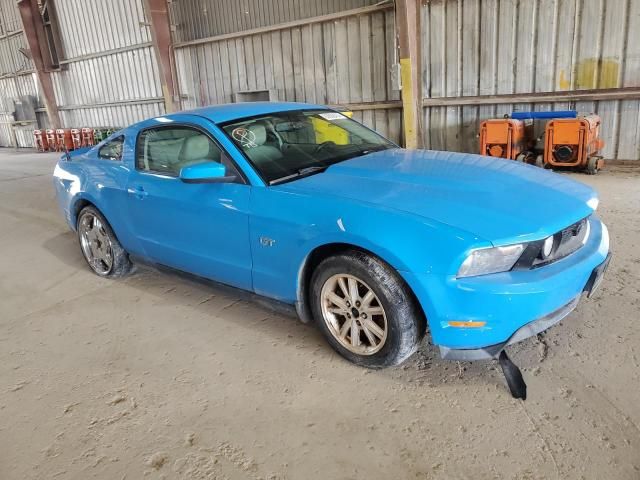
[[532, 217, 589, 268]]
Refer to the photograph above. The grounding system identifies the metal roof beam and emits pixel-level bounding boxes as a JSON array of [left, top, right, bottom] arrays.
[[17, 0, 60, 129], [396, 0, 423, 149], [143, 0, 178, 113]]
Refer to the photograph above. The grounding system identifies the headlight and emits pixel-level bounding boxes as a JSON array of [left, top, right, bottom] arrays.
[[541, 235, 554, 258], [581, 219, 590, 245], [457, 244, 525, 278]]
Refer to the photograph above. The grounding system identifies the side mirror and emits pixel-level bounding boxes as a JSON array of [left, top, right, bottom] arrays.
[[179, 161, 236, 184]]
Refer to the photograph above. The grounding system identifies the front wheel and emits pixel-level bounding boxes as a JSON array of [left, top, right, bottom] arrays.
[[310, 251, 424, 368]]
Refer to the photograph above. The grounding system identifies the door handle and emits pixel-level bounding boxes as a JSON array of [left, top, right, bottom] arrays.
[[127, 186, 148, 199]]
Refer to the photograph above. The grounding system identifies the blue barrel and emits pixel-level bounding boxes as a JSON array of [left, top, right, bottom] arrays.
[[511, 110, 577, 120]]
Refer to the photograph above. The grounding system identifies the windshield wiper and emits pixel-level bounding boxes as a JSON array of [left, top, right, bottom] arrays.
[[356, 145, 390, 156], [324, 145, 392, 166], [297, 165, 327, 175], [269, 165, 328, 185]]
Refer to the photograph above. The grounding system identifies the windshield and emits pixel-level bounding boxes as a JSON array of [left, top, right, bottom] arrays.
[[221, 109, 396, 184]]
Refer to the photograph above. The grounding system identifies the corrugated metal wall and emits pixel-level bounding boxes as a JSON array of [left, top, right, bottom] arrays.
[[0, 114, 13, 146], [0, 0, 22, 35], [56, 0, 151, 58], [0, 74, 40, 113], [1, 0, 165, 145], [3, 0, 394, 147], [3, 0, 639, 157], [0, 31, 33, 76], [170, 0, 381, 42], [422, 0, 640, 160], [0, 72, 39, 146], [0, 0, 38, 147], [174, 3, 403, 143], [51, 0, 165, 127]]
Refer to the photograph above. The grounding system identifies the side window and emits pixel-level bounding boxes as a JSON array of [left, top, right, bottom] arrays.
[[98, 136, 124, 161], [136, 127, 225, 177]]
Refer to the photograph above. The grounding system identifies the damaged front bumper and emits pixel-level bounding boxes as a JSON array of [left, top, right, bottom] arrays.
[[439, 294, 580, 361], [439, 251, 611, 361], [401, 217, 610, 361]]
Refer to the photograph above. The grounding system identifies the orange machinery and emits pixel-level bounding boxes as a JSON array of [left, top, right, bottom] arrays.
[[543, 114, 604, 174], [33, 129, 49, 152], [81, 127, 95, 146], [479, 118, 533, 162], [45, 129, 56, 149], [70, 128, 82, 149], [55, 128, 74, 152]]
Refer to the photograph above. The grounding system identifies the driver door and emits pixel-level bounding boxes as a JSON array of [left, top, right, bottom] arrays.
[[126, 121, 252, 290]]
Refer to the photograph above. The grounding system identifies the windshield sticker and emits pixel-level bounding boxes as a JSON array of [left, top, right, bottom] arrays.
[[231, 127, 257, 148], [318, 112, 346, 121]]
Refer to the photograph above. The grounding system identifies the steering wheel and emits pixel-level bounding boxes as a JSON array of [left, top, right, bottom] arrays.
[[314, 141, 336, 153]]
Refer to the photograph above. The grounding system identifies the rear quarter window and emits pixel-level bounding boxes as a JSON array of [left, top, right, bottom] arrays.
[[98, 136, 124, 161]]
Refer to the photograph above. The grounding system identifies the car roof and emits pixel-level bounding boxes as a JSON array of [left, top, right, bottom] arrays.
[[166, 101, 328, 124]]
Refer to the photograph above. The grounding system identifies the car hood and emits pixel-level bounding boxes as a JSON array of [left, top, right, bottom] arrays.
[[277, 149, 598, 244]]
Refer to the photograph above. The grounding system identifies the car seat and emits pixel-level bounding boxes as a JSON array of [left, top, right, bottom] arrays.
[[243, 123, 283, 166], [179, 134, 221, 170]]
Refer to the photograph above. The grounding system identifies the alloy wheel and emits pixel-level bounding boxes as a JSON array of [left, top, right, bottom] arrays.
[[79, 213, 113, 275], [320, 274, 388, 355]]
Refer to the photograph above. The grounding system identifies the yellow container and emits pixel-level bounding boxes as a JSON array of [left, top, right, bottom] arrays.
[[312, 110, 353, 145]]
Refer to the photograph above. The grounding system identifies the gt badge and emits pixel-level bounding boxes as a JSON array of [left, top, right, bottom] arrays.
[[259, 236, 275, 247]]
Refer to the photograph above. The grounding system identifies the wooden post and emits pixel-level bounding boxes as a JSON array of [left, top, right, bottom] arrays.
[[143, 0, 178, 113], [17, 0, 61, 129], [395, 0, 422, 149]]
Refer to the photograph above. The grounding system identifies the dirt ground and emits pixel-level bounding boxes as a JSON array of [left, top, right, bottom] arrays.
[[0, 149, 638, 480]]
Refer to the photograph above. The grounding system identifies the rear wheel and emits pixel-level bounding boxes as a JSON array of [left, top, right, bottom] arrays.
[[310, 250, 424, 368], [77, 206, 132, 277]]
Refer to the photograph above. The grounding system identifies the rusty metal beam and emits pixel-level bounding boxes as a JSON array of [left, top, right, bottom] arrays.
[[423, 87, 640, 107], [329, 101, 403, 111], [395, 0, 423, 148], [17, 0, 60, 129], [59, 43, 153, 65], [143, 0, 178, 113]]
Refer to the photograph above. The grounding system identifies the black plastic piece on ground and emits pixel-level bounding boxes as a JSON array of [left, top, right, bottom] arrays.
[[498, 350, 527, 400]]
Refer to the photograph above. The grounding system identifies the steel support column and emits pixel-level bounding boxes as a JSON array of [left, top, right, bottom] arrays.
[[143, 0, 178, 113], [395, 0, 422, 148], [17, 0, 60, 129]]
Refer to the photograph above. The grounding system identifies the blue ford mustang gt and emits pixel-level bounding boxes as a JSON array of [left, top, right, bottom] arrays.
[[53, 102, 610, 368]]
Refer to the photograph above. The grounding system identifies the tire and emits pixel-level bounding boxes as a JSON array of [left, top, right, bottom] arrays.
[[535, 154, 545, 168], [586, 156, 599, 175], [309, 250, 424, 368], [77, 205, 133, 278]]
